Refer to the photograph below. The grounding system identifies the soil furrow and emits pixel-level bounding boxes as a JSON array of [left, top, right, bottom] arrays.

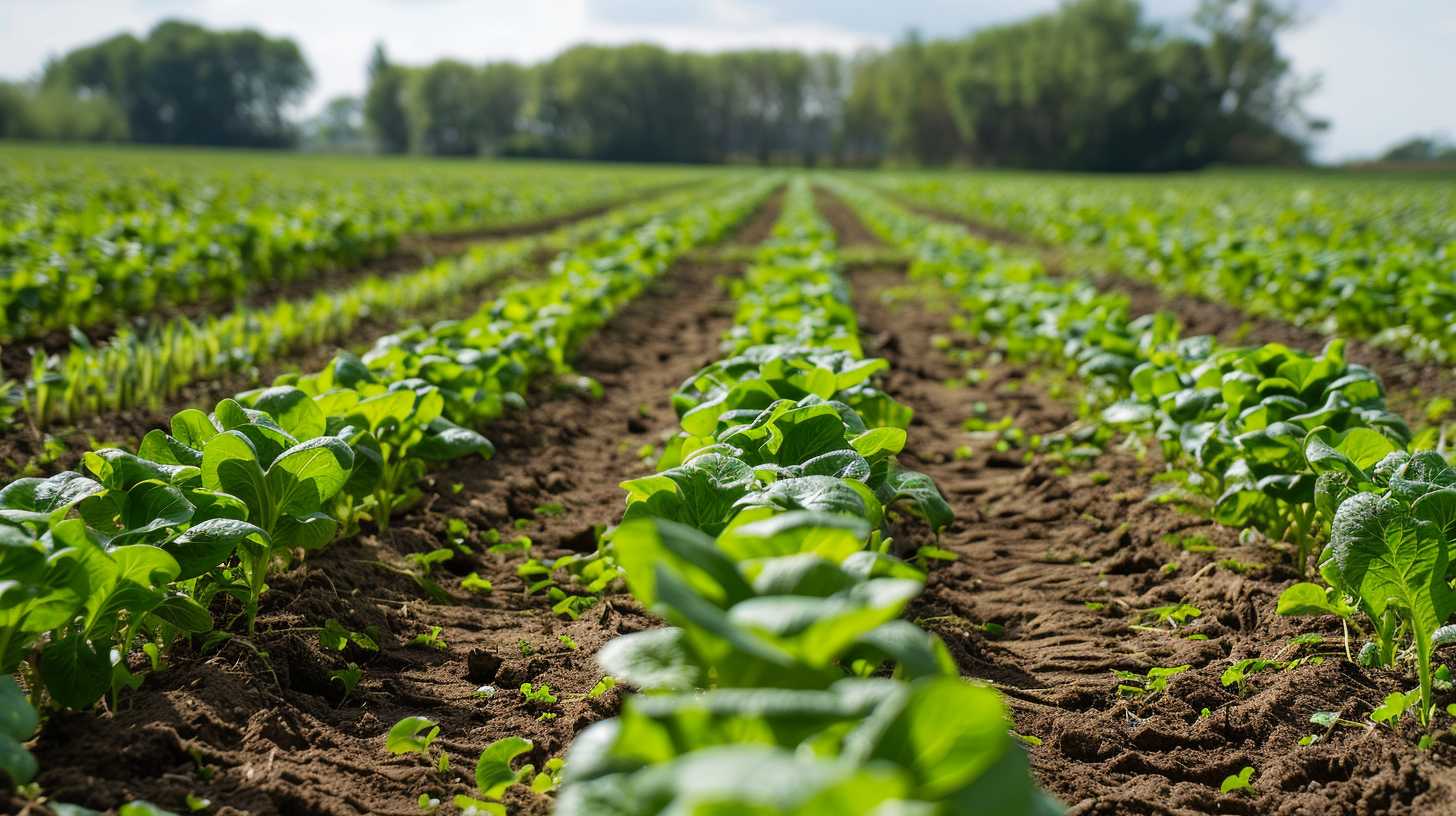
[[813, 185, 881, 247], [850, 265, 1452, 816], [724, 186, 784, 245], [27, 254, 747, 815], [822, 191, 1452, 814]]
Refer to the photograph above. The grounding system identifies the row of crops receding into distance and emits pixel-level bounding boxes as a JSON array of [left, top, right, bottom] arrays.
[[3, 142, 1456, 815]]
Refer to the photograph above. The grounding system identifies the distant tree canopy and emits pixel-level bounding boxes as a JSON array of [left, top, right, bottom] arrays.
[[366, 0, 1313, 169], [6, 1, 1315, 169], [0, 81, 129, 142], [41, 20, 312, 147], [1379, 136, 1456, 164], [300, 95, 368, 152]]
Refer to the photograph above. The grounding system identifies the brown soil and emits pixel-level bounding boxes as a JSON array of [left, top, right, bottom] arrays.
[[814, 186, 881, 247], [25, 256, 746, 816], [724, 187, 784, 245], [851, 264, 1455, 814], [904, 201, 1456, 418], [826, 193, 1454, 815]]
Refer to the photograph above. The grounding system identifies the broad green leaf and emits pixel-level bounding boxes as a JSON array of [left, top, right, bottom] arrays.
[[862, 677, 1011, 798], [149, 593, 214, 633], [474, 736, 534, 799], [851, 428, 907, 460], [416, 419, 495, 461], [114, 482, 194, 546], [610, 518, 753, 609], [385, 716, 439, 755], [138, 430, 204, 467], [267, 436, 353, 516], [163, 518, 267, 580], [40, 634, 111, 709], [596, 628, 704, 691], [250, 386, 326, 441], [110, 544, 182, 588], [170, 409, 219, 448], [1275, 582, 1353, 619], [734, 476, 867, 519], [716, 510, 870, 563], [201, 432, 267, 523], [876, 467, 953, 532], [272, 511, 338, 552], [84, 450, 195, 491], [1305, 426, 1398, 477], [0, 675, 36, 741]]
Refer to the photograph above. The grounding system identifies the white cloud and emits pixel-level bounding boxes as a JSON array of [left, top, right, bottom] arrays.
[[1, 0, 1451, 160]]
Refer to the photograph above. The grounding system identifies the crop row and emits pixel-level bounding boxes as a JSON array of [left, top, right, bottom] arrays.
[[551, 180, 1057, 814], [876, 173, 1456, 364], [834, 179, 1456, 732], [0, 178, 775, 790], [0, 145, 699, 341], [9, 181, 737, 429]]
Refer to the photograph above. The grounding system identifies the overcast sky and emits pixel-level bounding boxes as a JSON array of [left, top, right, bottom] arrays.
[[1, 0, 1452, 161]]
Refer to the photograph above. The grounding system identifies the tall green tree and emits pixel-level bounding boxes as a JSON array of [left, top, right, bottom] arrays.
[[476, 62, 526, 154], [44, 20, 310, 147], [363, 44, 411, 154], [407, 59, 488, 156], [534, 44, 707, 162]]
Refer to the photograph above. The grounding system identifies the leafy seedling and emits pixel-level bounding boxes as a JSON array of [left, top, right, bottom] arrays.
[[319, 618, 380, 653], [331, 663, 362, 700], [490, 534, 532, 556], [453, 736, 535, 814], [1220, 658, 1280, 695], [386, 717, 440, 756], [588, 676, 617, 698], [410, 626, 447, 651], [914, 545, 958, 569], [1220, 766, 1254, 794], [1115, 664, 1191, 698], [520, 683, 558, 707], [1371, 690, 1421, 727], [1138, 603, 1202, 630], [462, 572, 493, 594], [530, 758, 566, 793]]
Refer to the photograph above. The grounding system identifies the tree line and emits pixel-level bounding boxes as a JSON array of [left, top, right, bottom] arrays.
[[369, 0, 1317, 170], [2, 1, 1325, 170], [1, 20, 310, 147]]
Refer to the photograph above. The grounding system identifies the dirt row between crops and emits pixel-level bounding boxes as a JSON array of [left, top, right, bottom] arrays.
[[902, 199, 1456, 420], [0, 187, 785, 485], [24, 241, 753, 815], [819, 189, 1455, 815], [856, 267, 1454, 815]]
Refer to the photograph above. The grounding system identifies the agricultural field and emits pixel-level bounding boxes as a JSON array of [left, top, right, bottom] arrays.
[[4, 146, 1456, 816]]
